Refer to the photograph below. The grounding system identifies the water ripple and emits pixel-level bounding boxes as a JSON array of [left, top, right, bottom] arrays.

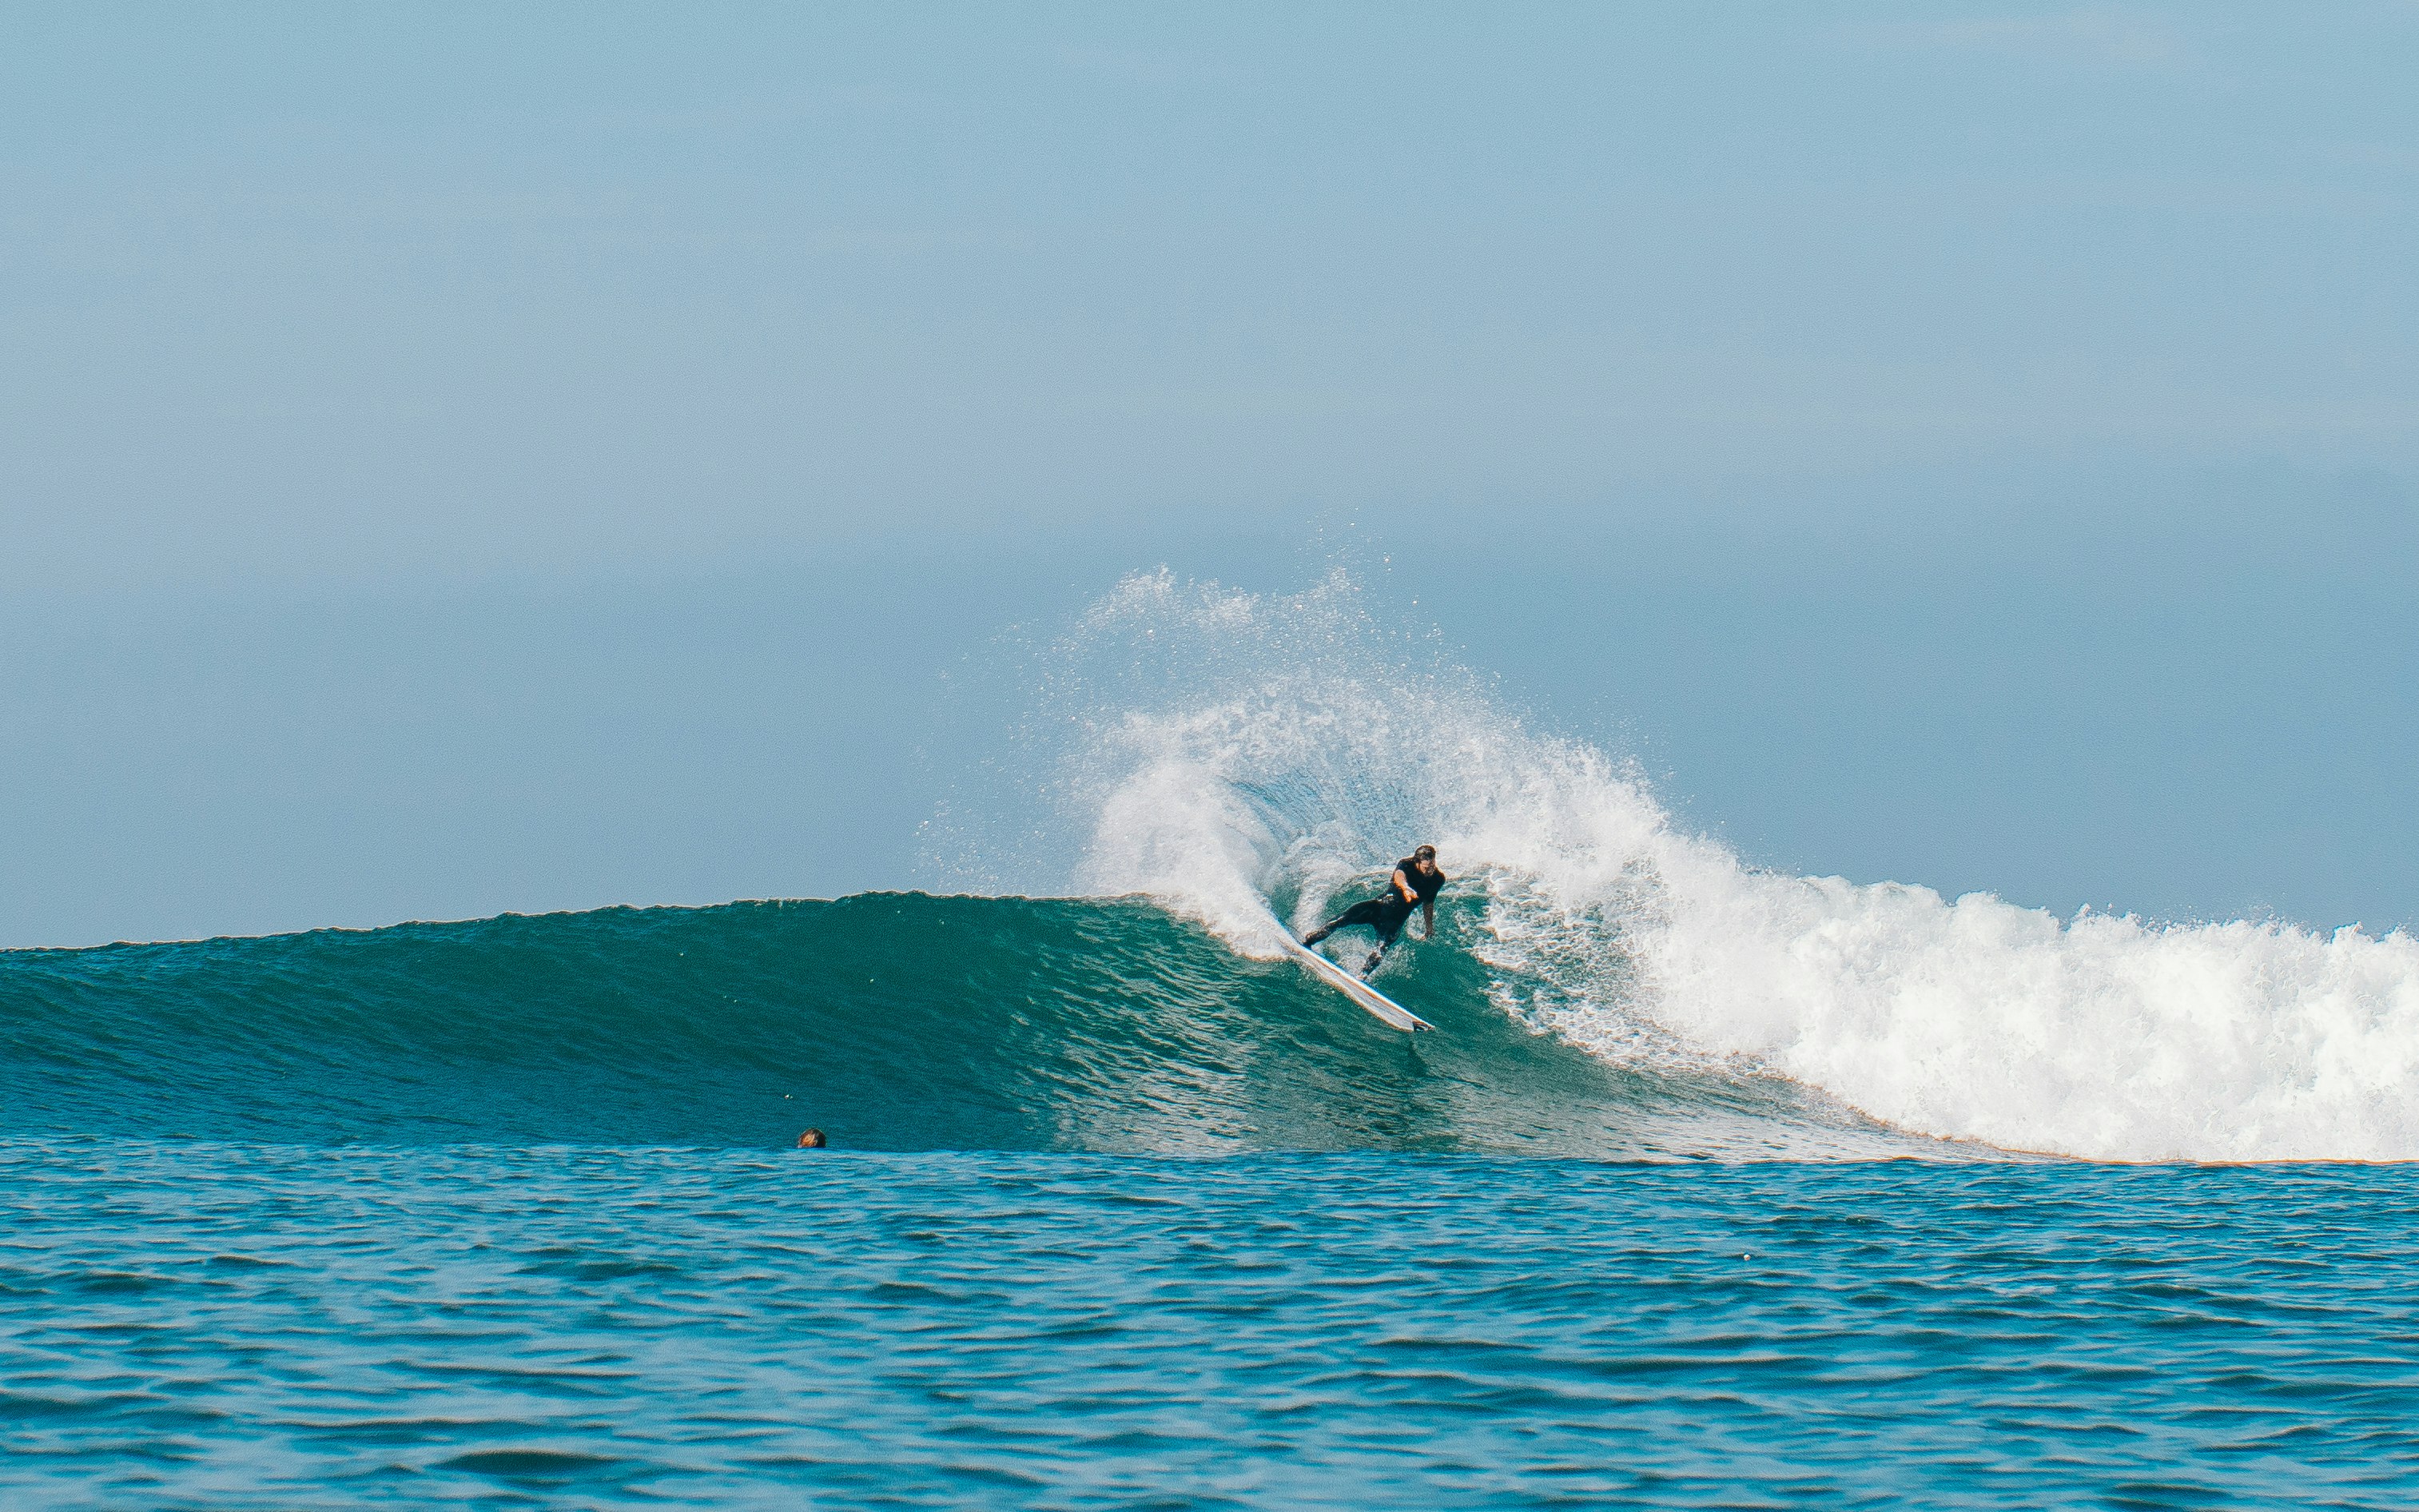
[[3, 1144, 2417, 1507]]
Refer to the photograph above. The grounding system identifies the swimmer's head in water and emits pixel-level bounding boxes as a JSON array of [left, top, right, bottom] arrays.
[[796, 1128, 827, 1149]]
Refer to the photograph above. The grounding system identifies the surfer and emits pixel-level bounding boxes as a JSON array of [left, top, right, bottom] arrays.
[[1301, 846, 1445, 975]]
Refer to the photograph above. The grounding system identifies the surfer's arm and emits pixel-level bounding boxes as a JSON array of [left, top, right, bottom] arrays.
[[1422, 898, 1435, 939], [1393, 868, 1416, 904]]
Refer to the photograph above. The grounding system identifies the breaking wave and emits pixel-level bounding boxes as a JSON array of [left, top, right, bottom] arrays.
[[1000, 569, 2419, 1162]]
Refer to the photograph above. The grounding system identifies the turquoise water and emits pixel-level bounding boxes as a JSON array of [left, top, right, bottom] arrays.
[[0, 896, 1880, 1157], [6, 1144, 2416, 1508], [7, 897, 2419, 1505]]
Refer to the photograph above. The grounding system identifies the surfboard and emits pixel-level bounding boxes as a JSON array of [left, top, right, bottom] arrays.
[[1282, 934, 1435, 1033]]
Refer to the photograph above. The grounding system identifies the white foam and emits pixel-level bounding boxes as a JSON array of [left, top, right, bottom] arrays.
[[1040, 569, 2419, 1162]]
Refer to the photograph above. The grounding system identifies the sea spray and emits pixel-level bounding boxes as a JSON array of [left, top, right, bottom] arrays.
[[1033, 569, 2419, 1161]]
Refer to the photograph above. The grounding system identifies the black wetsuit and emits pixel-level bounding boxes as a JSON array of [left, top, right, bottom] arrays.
[[1303, 857, 1445, 965]]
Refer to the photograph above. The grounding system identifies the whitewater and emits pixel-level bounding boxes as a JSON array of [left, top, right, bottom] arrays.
[[1014, 569, 2419, 1164]]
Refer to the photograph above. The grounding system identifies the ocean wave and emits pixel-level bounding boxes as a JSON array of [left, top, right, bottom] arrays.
[[18, 568, 2414, 1163]]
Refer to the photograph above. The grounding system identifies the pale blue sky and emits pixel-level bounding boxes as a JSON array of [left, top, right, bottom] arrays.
[[4, 4, 2416, 944]]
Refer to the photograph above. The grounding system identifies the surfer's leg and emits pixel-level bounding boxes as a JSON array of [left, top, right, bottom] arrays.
[[1306, 898, 1390, 945]]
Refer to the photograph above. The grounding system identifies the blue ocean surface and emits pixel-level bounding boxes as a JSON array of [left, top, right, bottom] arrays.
[[6, 1144, 2416, 1509]]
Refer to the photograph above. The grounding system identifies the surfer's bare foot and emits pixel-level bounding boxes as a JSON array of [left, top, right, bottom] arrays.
[[1363, 953, 1382, 974]]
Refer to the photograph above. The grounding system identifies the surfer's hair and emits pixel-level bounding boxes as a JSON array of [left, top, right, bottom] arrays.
[[1414, 845, 1436, 861]]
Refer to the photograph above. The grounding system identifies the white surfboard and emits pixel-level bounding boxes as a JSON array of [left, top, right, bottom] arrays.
[[1282, 934, 1435, 1033]]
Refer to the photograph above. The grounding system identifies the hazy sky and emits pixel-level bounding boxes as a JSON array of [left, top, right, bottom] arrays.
[[5, 4, 2416, 945]]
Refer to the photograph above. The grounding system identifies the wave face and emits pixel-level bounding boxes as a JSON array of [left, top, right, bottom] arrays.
[[0, 895, 1890, 1156], [933, 570, 2419, 1163]]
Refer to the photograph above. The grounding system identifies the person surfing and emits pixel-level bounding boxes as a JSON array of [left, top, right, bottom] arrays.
[[1301, 845, 1445, 977]]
